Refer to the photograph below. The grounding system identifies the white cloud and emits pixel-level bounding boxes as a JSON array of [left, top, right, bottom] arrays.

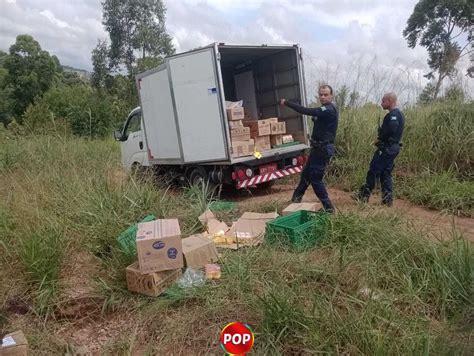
[[40, 9, 72, 29], [0, 0, 471, 101]]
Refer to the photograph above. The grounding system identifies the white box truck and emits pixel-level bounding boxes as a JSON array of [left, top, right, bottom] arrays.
[[115, 43, 310, 189]]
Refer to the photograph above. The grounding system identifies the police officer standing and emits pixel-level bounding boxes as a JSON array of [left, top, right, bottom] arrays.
[[280, 85, 338, 213], [355, 92, 405, 206]]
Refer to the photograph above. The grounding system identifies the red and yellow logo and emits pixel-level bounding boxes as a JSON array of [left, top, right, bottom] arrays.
[[219, 322, 254, 355]]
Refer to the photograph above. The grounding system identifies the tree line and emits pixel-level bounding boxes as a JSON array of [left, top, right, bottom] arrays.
[[0, 0, 471, 136]]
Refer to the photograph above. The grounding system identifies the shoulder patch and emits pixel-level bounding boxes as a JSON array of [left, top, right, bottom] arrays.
[[321, 106, 327, 111], [391, 116, 397, 121]]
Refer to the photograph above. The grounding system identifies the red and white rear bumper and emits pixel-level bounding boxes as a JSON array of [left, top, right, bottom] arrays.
[[236, 166, 303, 189]]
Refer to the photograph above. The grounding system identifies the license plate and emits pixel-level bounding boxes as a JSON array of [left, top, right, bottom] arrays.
[[259, 163, 277, 175]]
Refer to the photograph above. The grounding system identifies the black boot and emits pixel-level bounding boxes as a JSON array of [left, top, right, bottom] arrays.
[[291, 195, 302, 203], [382, 192, 393, 207], [352, 185, 370, 203], [318, 206, 334, 214]]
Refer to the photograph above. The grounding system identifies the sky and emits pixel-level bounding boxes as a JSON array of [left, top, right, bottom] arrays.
[[0, 0, 472, 103]]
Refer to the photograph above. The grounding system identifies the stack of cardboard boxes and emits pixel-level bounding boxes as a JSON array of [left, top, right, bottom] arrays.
[[227, 104, 293, 155], [244, 117, 287, 151], [126, 219, 218, 297], [227, 106, 255, 158]]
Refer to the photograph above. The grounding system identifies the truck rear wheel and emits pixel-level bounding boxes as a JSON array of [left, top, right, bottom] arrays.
[[188, 166, 208, 186], [188, 167, 220, 196]]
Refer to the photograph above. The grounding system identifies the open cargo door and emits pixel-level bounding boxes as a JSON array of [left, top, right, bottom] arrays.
[[168, 47, 228, 163], [138, 67, 182, 162]]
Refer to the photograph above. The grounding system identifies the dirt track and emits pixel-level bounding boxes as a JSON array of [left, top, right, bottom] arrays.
[[229, 183, 474, 243]]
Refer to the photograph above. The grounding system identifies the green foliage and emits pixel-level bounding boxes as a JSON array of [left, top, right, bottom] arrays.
[[399, 170, 474, 214], [328, 101, 473, 214], [335, 84, 360, 111], [403, 0, 473, 98], [136, 56, 164, 72], [91, 39, 112, 90], [3, 34, 60, 119], [102, 0, 175, 76], [443, 83, 466, 102], [19, 225, 65, 315], [22, 84, 130, 137], [418, 82, 436, 104], [1, 135, 472, 353]]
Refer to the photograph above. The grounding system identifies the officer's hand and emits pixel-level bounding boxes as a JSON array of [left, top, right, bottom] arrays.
[[279, 99, 287, 106]]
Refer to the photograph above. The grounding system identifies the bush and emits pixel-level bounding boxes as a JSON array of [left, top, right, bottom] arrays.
[[21, 84, 131, 138]]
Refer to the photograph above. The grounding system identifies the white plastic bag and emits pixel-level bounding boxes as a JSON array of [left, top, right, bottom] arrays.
[[177, 268, 206, 288], [225, 100, 243, 109]]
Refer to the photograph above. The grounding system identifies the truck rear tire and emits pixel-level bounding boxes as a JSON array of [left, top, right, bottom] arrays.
[[188, 166, 208, 186], [188, 167, 220, 196]]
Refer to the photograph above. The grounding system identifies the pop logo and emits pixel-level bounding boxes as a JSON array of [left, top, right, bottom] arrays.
[[219, 322, 254, 355]]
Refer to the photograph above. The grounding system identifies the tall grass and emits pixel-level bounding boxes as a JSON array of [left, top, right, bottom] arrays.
[[0, 114, 472, 353], [134, 212, 472, 354], [19, 225, 65, 316], [329, 102, 474, 215]]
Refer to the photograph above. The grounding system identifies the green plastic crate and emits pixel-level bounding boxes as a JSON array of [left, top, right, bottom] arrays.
[[265, 210, 329, 250], [271, 141, 302, 149], [117, 214, 156, 258]]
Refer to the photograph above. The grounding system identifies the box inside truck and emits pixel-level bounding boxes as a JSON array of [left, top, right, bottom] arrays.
[[218, 46, 306, 144]]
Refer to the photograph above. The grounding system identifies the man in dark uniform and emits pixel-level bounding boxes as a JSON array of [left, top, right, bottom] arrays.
[[280, 84, 338, 213], [355, 92, 405, 206]]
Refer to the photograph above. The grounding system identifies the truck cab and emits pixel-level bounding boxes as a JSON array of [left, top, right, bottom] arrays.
[[114, 107, 149, 172]]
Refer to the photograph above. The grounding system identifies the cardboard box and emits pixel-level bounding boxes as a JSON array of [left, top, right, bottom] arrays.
[[270, 122, 286, 135], [231, 139, 255, 158], [223, 212, 279, 248], [126, 262, 181, 297], [282, 203, 319, 216], [267, 117, 279, 123], [199, 209, 229, 233], [182, 234, 219, 269], [228, 120, 243, 129], [230, 127, 250, 141], [270, 134, 283, 147], [1, 330, 28, 356], [243, 119, 271, 137], [227, 107, 245, 121], [136, 219, 184, 274], [282, 134, 294, 144], [254, 136, 271, 151]]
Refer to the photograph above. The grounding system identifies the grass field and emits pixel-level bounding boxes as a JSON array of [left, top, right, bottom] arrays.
[[327, 102, 474, 216], [0, 101, 473, 354]]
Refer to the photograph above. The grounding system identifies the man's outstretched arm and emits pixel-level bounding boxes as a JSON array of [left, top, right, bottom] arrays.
[[280, 99, 331, 119]]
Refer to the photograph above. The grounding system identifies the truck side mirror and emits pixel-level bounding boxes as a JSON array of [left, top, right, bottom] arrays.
[[114, 130, 123, 141]]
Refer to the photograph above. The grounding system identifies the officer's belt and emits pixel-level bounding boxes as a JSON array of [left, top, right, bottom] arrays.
[[310, 139, 333, 147]]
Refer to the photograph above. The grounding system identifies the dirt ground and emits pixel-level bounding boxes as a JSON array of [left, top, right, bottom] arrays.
[[230, 183, 474, 243]]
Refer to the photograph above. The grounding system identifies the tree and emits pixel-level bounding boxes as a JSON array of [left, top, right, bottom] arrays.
[[403, 0, 473, 99], [335, 85, 349, 111], [3, 34, 59, 119], [0, 50, 7, 66], [418, 82, 437, 104], [102, 0, 175, 77], [335, 85, 360, 111], [91, 39, 112, 90]]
